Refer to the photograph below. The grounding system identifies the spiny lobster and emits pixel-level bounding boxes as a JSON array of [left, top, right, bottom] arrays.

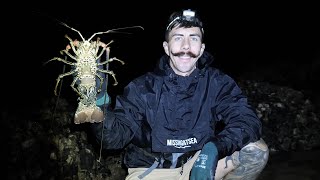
[[45, 22, 143, 124]]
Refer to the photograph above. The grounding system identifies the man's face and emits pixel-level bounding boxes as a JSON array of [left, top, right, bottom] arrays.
[[163, 26, 205, 76]]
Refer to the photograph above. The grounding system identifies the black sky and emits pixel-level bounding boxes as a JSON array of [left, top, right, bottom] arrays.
[[10, 1, 320, 108]]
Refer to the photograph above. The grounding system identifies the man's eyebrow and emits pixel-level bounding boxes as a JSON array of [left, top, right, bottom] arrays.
[[171, 33, 184, 37], [189, 33, 201, 38], [171, 33, 201, 37]]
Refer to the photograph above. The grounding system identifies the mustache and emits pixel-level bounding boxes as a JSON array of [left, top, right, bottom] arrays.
[[171, 51, 198, 58]]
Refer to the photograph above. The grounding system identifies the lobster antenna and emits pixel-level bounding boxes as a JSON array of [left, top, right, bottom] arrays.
[[59, 22, 86, 42], [51, 60, 66, 128], [88, 25, 144, 41], [97, 48, 110, 163]]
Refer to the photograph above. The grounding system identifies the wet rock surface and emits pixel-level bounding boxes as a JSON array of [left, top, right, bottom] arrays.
[[7, 79, 320, 180]]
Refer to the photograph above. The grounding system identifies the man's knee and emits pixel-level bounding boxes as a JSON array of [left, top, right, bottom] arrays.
[[223, 138, 269, 180]]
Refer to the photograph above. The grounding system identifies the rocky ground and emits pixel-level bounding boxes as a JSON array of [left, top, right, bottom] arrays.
[[258, 149, 320, 180], [7, 78, 320, 180]]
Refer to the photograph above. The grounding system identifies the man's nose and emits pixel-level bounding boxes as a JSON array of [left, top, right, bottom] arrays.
[[182, 39, 190, 50]]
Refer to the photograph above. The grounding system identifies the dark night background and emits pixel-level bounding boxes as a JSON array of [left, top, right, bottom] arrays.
[[10, 1, 320, 109], [6, 1, 320, 179]]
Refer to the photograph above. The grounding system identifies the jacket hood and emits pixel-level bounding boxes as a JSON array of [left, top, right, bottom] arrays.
[[154, 51, 214, 76]]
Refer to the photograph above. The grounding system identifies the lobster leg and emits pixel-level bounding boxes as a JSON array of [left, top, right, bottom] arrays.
[[98, 57, 125, 66], [97, 69, 118, 86], [70, 76, 82, 97], [45, 57, 75, 66], [95, 73, 104, 93], [54, 70, 77, 96]]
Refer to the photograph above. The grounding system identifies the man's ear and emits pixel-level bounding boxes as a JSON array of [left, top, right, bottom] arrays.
[[163, 41, 169, 55], [199, 43, 205, 56]]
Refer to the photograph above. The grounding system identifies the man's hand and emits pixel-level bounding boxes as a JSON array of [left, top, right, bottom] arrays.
[[90, 92, 110, 123], [190, 142, 218, 180]]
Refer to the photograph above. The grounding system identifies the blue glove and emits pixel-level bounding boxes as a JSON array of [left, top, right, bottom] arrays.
[[96, 66, 110, 107], [96, 57, 111, 107], [96, 77, 110, 107], [96, 93, 110, 106], [190, 142, 218, 180]]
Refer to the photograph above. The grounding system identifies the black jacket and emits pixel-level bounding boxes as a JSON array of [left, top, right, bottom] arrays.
[[91, 51, 262, 168]]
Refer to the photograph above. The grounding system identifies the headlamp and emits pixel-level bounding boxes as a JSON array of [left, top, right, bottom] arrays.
[[166, 9, 196, 30], [183, 9, 195, 21]]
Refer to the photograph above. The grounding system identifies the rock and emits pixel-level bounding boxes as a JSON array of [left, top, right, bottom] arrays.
[[8, 79, 320, 179]]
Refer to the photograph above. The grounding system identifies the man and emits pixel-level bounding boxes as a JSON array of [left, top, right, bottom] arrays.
[[91, 9, 269, 180]]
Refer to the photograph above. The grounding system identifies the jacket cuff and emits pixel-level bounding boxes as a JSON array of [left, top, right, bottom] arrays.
[[207, 137, 227, 160], [90, 110, 116, 140]]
